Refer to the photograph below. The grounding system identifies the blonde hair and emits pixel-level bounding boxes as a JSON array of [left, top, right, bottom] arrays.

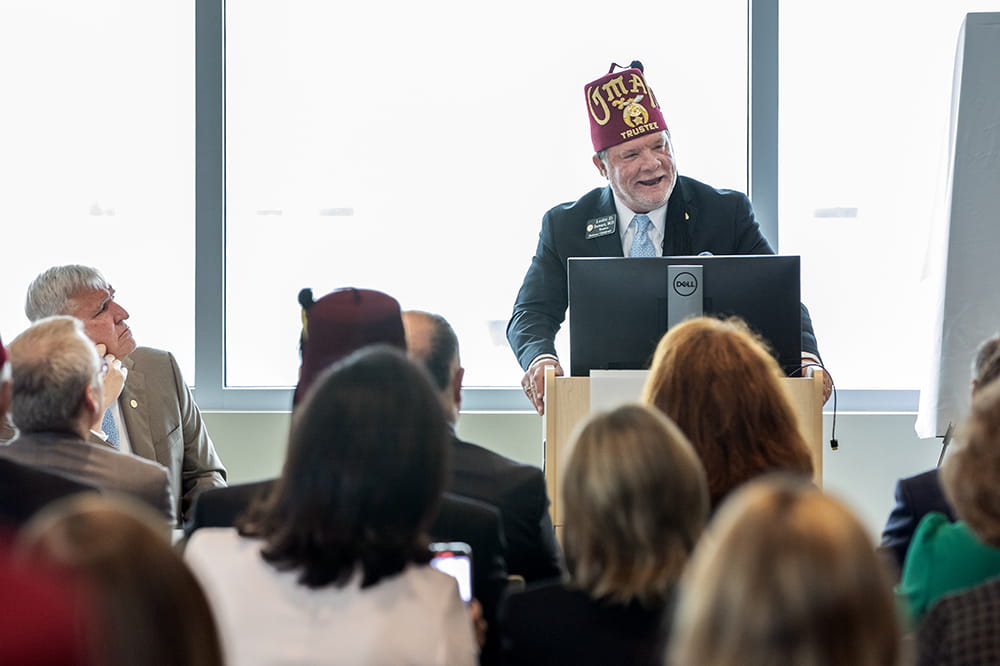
[[16, 495, 223, 666], [942, 380, 1000, 546], [669, 476, 900, 666], [641, 316, 813, 507], [562, 403, 708, 607]]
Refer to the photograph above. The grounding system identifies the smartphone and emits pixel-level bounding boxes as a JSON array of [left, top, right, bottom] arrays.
[[429, 541, 473, 603]]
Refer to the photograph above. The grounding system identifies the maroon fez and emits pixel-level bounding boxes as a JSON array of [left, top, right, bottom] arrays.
[[585, 61, 667, 153], [0, 332, 6, 369], [293, 287, 406, 405]]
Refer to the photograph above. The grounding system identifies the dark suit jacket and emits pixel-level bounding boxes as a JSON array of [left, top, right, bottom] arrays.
[[0, 457, 98, 529], [187, 481, 509, 663], [89, 347, 227, 524], [0, 431, 175, 523], [499, 582, 671, 666], [449, 436, 562, 583], [881, 468, 955, 571], [507, 178, 820, 370], [918, 574, 1000, 665]]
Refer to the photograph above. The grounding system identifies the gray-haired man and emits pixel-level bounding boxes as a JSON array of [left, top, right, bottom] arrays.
[[24, 265, 226, 523], [0, 316, 174, 521]]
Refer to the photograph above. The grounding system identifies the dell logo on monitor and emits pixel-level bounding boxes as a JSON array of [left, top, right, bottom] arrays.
[[673, 272, 698, 297]]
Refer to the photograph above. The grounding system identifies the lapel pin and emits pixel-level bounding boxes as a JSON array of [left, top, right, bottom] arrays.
[[130, 399, 138, 409], [685, 212, 690, 221]]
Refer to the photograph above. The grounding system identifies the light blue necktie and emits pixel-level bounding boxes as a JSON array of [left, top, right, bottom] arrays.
[[101, 408, 120, 449], [629, 214, 656, 257]]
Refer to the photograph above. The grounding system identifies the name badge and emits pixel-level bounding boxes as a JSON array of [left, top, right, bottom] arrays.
[[585, 215, 617, 240]]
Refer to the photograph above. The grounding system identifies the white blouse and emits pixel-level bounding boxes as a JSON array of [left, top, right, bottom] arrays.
[[185, 528, 477, 666]]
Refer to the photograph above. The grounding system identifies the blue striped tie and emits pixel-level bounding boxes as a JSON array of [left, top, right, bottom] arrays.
[[101, 408, 120, 449], [630, 214, 656, 257]]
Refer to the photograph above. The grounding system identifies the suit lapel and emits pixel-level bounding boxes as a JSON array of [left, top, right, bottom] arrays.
[[120, 355, 156, 460], [663, 177, 697, 256]]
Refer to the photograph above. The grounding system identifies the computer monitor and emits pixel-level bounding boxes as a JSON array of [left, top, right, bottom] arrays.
[[567, 255, 802, 377]]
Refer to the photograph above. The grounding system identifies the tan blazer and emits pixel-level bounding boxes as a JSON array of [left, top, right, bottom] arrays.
[[90, 347, 226, 523]]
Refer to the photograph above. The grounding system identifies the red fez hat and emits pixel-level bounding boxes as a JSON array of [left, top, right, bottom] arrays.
[[293, 287, 406, 405], [585, 61, 667, 153]]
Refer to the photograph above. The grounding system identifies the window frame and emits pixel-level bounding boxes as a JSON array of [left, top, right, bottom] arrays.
[[193, 0, 917, 413]]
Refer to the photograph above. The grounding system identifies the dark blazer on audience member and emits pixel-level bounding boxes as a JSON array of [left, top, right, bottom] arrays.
[[449, 435, 562, 583], [187, 480, 509, 662], [0, 431, 175, 523], [881, 468, 955, 570], [918, 574, 1000, 666], [0, 457, 97, 529], [499, 582, 671, 666]]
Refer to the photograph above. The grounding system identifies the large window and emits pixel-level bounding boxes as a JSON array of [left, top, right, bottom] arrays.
[[222, 0, 748, 389], [779, 3, 996, 393], [0, 1, 195, 377]]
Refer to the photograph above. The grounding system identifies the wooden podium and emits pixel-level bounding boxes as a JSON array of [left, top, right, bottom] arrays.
[[541, 368, 825, 531]]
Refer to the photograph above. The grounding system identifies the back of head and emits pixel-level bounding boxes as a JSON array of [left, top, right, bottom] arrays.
[[641, 316, 813, 506], [972, 334, 1000, 390], [243, 346, 449, 589], [563, 403, 708, 607], [942, 380, 1000, 546], [9, 317, 100, 434], [669, 476, 900, 666], [16, 494, 223, 666], [401, 310, 459, 393], [25, 265, 108, 322], [294, 287, 406, 405]]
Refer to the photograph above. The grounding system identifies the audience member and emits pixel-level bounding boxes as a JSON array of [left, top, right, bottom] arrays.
[[1, 331, 96, 531], [403, 310, 562, 582], [917, 574, 1000, 665], [881, 333, 1000, 570], [16, 494, 223, 666], [898, 379, 1000, 623], [185, 347, 478, 664], [187, 289, 507, 662], [188, 479, 507, 664], [25, 265, 226, 522], [499, 404, 707, 665], [669, 475, 901, 666], [641, 316, 814, 508], [0, 317, 174, 522]]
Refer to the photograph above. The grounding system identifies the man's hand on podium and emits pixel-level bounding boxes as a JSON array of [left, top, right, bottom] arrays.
[[521, 355, 563, 415], [802, 357, 834, 404]]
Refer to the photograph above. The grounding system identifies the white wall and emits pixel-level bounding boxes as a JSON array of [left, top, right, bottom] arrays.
[[202, 410, 943, 539]]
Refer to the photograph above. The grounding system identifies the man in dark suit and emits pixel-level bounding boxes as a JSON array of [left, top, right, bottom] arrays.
[[881, 334, 1000, 570], [25, 265, 226, 523], [508, 62, 826, 414], [0, 317, 174, 522], [403, 310, 563, 583]]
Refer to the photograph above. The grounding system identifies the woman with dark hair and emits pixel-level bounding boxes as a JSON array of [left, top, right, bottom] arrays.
[[641, 316, 814, 508], [186, 346, 477, 665], [499, 404, 708, 665]]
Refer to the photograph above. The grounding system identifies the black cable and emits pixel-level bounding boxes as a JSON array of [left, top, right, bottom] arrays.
[[794, 362, 838, 450]]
